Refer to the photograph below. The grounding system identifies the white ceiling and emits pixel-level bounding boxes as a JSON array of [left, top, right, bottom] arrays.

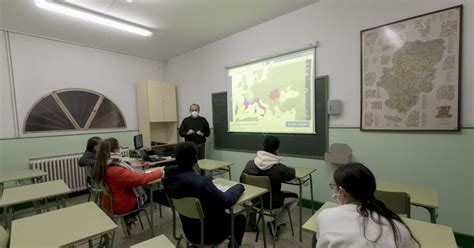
[[0, 0, 318, 60]]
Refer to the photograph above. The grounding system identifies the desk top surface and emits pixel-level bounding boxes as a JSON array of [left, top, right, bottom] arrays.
[[293, 167, 317, 179], [124, 156, 175, 166], [0, 180, 71, 207], [0, 169, 47, 183], [198, 159, 233, 170], [131, 235, 175, 248], [377, 181, 439, 208], [213, 178, 267, 206], [10, 202, 117, 247], [145, 167, 163, 185], [302, 202, 456, 247]]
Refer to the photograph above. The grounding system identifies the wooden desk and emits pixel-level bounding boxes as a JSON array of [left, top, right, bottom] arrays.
[[0, 180, 71, 226], [378, 181, 439, 223], [10, 202, 117, 248], [284, 166, 317, 241], [0, 169, 47, 185], [213, 178, 267, 206], [213, 178, 268, 248], [303, 202, 456, 248], [198, 159, 233, 179], [131, 234, 174, 248], [124, 156, 175, 167]]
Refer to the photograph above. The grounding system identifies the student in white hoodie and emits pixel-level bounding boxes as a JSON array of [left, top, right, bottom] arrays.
[[241, 136, 298, 237], [316, 163, 420, 248]]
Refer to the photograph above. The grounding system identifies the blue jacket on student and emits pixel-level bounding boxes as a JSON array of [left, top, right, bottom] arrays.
[[162, 165, 245, 244]]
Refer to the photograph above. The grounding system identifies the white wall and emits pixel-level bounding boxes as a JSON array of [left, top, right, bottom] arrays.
[[0, 32, 166, 138], [164, 0, 474, 235], [166, 0, 473, 128]]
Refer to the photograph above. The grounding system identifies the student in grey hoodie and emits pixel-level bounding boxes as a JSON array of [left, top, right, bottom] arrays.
[[241, 136, 298, 236]]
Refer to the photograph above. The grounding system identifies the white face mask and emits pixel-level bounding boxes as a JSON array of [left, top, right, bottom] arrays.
[[191, 111, 199, 118], [331, 190, 342, 205]]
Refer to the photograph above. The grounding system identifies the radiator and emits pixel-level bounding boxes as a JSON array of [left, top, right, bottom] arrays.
[[29, 149, 130, 193], [30, 154, 86, 192]]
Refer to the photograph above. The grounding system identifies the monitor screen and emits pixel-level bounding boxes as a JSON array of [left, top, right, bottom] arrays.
[[134, 134, 143, 150]]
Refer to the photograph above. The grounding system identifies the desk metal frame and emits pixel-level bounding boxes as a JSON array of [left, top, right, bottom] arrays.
[[378, 182, 439, 223], [284, 168, 316, 241]]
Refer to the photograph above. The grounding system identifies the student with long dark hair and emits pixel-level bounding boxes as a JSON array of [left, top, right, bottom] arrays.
[[79, 136, 102, 167], [79, 136, 102, 186], [316, 163, 420, 248], [92, 137, 165, 227]]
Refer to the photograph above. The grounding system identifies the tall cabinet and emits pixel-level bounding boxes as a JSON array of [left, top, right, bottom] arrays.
[[137, 80, 178, 149]]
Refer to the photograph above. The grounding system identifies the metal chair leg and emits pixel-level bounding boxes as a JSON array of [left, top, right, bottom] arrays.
[[138, 214, 144, 230], [270, 222, 276, 247], [142, 208, 154, 237], [255, 213, 262, 242], [287, 207, 295, 236], [159, 203, 163, 218], [119, 218, 130, 237]]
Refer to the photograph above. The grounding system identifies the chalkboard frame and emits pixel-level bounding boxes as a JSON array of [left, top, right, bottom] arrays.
[[211, 75, 328, 159]]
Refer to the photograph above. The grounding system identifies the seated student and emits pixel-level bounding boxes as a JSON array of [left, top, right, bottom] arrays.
[[78, 136, 102, 167], [79, 136, 102, 187], [316, 163, 420, 248], [92, 137, 167, 228], [162, 142, 246, 247], [241, 136, 298, 236]]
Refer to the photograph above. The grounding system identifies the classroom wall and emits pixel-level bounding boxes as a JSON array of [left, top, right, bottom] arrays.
[[0, 30, 164, 174], [164, 0, 474, 235]]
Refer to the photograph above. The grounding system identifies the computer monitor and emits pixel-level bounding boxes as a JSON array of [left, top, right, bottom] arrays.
[[133, 134, 143, 150]]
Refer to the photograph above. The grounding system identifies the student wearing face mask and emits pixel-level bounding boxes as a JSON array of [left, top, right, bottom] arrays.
[[316, 163, 420, 248], [178, 103, 210, 159]]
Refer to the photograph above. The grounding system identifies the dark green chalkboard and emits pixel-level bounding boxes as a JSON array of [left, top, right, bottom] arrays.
[[212, 75, 328, 158]]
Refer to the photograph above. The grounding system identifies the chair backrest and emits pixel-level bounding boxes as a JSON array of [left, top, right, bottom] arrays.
[[99, 182, 113, 213], [169, 197, 205, 246], [375, 190, 411, 217], [170, 197, 204, 220], [84, 165, 92, 177], [0, 225, 9, 248], [241, 173, 273, 210]]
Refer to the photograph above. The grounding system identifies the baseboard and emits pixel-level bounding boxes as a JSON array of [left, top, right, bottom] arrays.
[[300, 198, 474, 247]]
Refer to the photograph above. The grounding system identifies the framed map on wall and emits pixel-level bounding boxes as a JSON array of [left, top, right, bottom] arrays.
[[360, 5, 462, 131]]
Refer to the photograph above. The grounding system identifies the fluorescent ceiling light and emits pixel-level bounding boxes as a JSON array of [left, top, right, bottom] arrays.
[[34, 0, 153, 37]]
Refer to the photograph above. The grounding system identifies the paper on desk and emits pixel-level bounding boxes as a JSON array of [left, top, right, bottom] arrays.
[[214, 183, 231, 192]]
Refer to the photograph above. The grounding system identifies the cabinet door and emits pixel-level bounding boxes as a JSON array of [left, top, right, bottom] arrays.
[[163, 83, 177, 121], [147, 81, 164, 122]]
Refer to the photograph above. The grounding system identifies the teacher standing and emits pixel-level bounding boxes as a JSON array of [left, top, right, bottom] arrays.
[[179, 103, 210, 159]]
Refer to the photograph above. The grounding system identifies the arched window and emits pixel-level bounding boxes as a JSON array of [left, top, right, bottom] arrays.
[[24, 89, 126, 133]]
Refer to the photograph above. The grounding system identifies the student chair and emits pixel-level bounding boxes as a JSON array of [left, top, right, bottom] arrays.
[[241, 173, 294, 246], [84, 166, 102, 205], [169, 196, 227, 248], [0, 225, 8, 248], [99, 183, 153, 242], [375, 190, 411, 218]]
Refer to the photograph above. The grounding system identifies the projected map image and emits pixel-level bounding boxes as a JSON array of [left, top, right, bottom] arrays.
[[228, 49, 315, 134]]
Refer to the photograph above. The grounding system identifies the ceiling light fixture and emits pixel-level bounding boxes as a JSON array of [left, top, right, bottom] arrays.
[[34, 0, 153, 37]]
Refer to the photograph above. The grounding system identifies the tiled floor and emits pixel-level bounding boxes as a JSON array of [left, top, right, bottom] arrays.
[[66, 194, 315, 247]]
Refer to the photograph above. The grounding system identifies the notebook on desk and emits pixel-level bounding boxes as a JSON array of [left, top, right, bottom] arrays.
[[214, 183, 231, 192]]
